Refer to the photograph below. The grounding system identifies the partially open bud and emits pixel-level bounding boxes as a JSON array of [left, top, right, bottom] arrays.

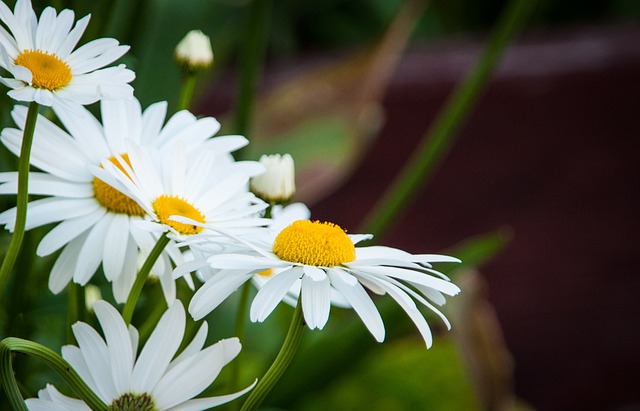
[[174, 30, 213, 73], [251, 154, 296, 204]]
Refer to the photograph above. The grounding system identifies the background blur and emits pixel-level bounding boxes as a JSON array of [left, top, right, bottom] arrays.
[[1, 0, 639, 410]]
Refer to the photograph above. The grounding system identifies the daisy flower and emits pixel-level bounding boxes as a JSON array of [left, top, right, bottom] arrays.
[[176, 218, 461, 348], [93, 138, 268, 245], [0, 98, 250, 303], [25, 300, 255, 410], [0, 0, 134, 107]]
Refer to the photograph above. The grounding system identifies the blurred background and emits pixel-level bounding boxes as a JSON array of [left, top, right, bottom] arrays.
[[1, 0, 639, 410]]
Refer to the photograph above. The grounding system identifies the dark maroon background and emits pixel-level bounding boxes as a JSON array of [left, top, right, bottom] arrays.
[[203, 26, 640, 411]]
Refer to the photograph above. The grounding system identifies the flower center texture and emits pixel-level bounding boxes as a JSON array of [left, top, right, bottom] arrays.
[[152, 194, 205, 235], [273, 220, 355, 267], [14, 50, 72, 90], [110, 393, 157, 411], [93, 154, 146, 216]]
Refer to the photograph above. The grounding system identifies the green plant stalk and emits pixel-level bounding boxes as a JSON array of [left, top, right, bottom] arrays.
[[359, 0, 537, 238], [66, 282, 85, 345], [122, 232, 170, 325], [240, 297, 305, 411], [233, 0, 272, 139], [0, 102, 39, 302], [228, 282, 252, 411], [178, 74, 197, 111], [0, 337, 109, 411]]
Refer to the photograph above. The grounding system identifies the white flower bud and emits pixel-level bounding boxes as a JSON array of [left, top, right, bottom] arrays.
[[84, 285, 102, 313], [251, 154, 296, 203], [175, 30, 213, 72]]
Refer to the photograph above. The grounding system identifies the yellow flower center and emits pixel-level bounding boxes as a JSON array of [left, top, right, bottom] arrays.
[[93, 154, 146, 216], [273, 220, 355, 267], [152, 195, 205, 235], [14, 49, 72, 91], [258, 268, 274, 277]]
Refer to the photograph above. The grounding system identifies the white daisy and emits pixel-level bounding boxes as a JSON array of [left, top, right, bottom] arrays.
[[93, 138, 268, 245], [0, 98, 249, 303], [25, 300, 255, 411], [177, 218, 461, 348], [0, 0, 134, 107]]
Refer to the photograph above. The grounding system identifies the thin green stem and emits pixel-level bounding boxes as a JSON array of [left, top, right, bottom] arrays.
[[66, 282, 85, 345], [359, 0, 537, 237], [0, 102, 39, 302], [233, 0, 272, 140], [178, 74, 197, 111], [240, 297, 305, 411], [122, 232, 170, 325], [0, 337, 109, 411], [228, 282, 252, 411]]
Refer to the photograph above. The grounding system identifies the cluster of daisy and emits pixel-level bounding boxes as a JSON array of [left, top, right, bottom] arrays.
[[0, 1, 460, 410]]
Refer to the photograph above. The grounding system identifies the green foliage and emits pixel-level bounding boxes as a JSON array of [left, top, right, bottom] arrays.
[[299, 336, 481, 411]]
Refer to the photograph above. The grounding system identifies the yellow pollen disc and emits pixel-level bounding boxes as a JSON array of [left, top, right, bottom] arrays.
[[93, 154, 145, 216], [273, 220, 355, 267], [14, 49, 72, 91], [152, 194, 205, 235]]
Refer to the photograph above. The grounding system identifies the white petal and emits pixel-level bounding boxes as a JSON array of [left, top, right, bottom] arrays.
[[36, 208, 106, 256], [250, 267, 302, 322], [71, 322, 118, 402], [73, 213, 111, 285], [327, 268, 385, 342], [130, 301, 185, 393], [93, 301, 134, 394], [361, 274, 433, 348], [48, 235, 84, 294], [166, 322, 208, 373], [165, 380, 256, 411], [189, 270, 254, 321], [152, 338, 241, 409], [360, 265, 460, 296], [301, 274, 331, 330], [102, 214, 131, 281]]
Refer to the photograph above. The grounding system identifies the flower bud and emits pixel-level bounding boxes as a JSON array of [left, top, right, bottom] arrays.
[[251, 154, 296, 203], [174, 30, 213, 73], [84, 284, 102, 313]]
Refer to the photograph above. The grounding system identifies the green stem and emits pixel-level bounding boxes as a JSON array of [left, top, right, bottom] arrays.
[[66, 282, 85, 345], [228, 282, 252, 411], [178, 74, 197, 111], [122, 232, 170, 325], [0, 102, 39, 302], [233, 0, 272, 139], [240, 297, 305, 411], [359, 0, 537, 237], [0, 337, 109, 411]]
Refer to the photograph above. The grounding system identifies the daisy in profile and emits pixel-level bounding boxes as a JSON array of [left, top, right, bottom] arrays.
[[25, 300, 255, 410], [0, 98, 250, 303], [177, 217, 461, 348], [0, 0, 134, 107]]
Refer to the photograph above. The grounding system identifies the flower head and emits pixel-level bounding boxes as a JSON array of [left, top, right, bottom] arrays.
[[250, 153, 296, 203], [0, 0, 134, 107], [94, 137, 269, 242], [175, 29, 213, 73], [176, 217, 461, 348], [25, 300, 255, 410]]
